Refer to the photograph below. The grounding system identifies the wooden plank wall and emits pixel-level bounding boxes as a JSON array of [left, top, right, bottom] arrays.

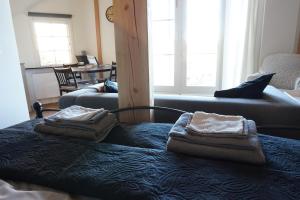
[[296, 37, 300, 54], [114, 0, 153, 123]]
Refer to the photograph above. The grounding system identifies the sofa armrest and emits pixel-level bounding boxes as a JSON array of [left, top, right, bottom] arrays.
[[294, 77, 300, 90], [246, 73, 262, 81]]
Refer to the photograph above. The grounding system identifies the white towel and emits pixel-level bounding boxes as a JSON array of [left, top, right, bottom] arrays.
[[169, 113, 259, 150], [47, 105, 104, 121], [186, 111, 246, 136]]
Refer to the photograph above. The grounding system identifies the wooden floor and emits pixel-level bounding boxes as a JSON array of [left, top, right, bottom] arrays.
[[29, 102, 59, 119]]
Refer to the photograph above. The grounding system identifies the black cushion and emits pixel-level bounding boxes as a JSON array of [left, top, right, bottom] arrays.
[[104, 80, 118, 93], [214, 73, 275, 99]]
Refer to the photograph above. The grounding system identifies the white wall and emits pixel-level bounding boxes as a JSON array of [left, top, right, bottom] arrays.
[[259, 0, 300, 64], [10, 0, 98, 68], [71, 0, 98, 57], [99, 0, 116, 64], [0, 0, 29, 128]]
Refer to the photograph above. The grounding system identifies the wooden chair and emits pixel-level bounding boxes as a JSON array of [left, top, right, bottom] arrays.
[[110, 62, 117, 82], [53, 67, 86, 96], [63, 63, 82, 79], [63, 64, 89, 84]]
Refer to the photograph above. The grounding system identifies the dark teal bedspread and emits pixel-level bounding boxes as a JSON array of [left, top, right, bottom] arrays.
[[0, 119, 299, 200]]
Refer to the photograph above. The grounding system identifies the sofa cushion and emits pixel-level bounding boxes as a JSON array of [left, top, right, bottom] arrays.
[[104, 80, 118, 93], [214, 73, 275, 99]]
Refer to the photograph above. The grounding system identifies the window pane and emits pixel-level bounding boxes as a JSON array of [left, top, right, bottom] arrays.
[[151, 0, 175, 20], [186, 0, 220, 87], [152, 21, 175, 55], [53, 37, 71, 51], [51, 23, 69, 36], [149, 0, 175, 87], [39, 52, 56, 66], [186, 54, 217, 86], [153, 55, 174, 86], [34, 22, 53, 36], [36, 37, 55, 51], [55, 51, 71, 65], [33, 21, 72, 66]]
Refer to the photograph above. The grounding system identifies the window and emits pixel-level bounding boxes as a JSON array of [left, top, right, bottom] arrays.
[[185, 0, 220, 87], [32, 18, 74, 66], [149, 0, 223, 94], [150, 0, 175, 87]]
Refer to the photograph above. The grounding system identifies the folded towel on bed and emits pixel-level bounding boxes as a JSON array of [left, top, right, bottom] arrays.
[[166, 137, 266, 164], [167, 112, 266, 164], [45, 110, 109, 125], [46, 105, 105, 122], [170, 113, 257, 149], [35, 113, 118, 142], [186, 111, 246, 136]]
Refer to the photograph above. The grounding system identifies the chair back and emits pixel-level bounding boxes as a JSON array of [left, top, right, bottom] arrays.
[[110, 62, 117, 81], [64, 63, 83, 79], [53, 67, 78, 88]]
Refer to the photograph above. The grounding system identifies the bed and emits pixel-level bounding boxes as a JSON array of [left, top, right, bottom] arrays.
[[0, 119, 299, 200]]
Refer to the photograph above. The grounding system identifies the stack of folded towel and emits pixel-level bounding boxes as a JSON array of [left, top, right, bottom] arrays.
[[167, 112, 266, 164], [35, 105, 118, 142]]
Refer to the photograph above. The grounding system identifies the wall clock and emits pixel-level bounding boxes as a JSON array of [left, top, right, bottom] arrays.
[[105, 6, 114, 23]]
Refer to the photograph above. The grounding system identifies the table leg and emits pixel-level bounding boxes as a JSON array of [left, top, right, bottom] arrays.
[[88, 73, 97, 84]]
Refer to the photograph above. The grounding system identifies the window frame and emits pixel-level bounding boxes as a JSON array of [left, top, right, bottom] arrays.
[[31, 17, 75, 67], [150, 0, 225, 95]]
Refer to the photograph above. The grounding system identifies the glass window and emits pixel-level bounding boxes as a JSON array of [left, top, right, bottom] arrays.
[[149, 0, 176, 86], [33, 19, 73, 66], [186, 0, 220, 87], [149, 0, 222, 94]]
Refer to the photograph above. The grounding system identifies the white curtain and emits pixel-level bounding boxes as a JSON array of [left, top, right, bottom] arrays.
[[221, 0, 266, 89]]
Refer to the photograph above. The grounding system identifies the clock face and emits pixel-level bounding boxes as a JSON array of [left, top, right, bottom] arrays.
[[106, 6, 114, 23]]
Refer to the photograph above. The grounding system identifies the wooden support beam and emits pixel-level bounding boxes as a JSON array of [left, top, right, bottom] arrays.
[[297, 35, 300, 54], [94, 0, 103, 64], [114, 0, 153, 123]]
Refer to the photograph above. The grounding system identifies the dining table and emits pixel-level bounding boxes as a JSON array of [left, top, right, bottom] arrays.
[[72, 64, 112, 84]]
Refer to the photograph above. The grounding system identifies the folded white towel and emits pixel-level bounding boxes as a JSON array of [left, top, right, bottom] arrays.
[[166, 137, 266, 164], [186, 111, 246, 136], [47, 105, 104, 121]]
